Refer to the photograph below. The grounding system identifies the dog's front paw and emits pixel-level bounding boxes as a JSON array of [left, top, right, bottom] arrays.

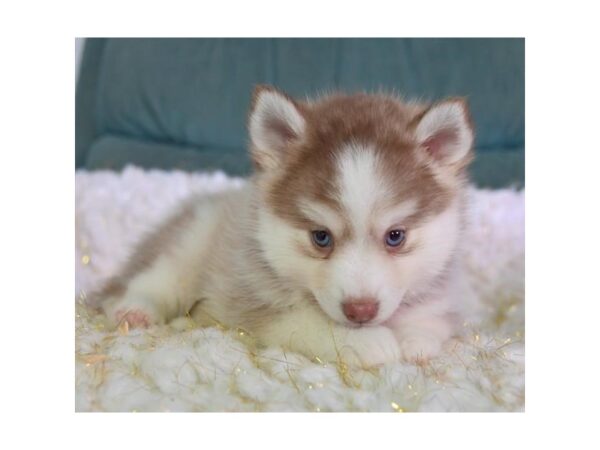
[[397, 330, 445, 362], [114, 308, 154, 328], [102, 295, 163, 330], [339, 326, 401, 367]]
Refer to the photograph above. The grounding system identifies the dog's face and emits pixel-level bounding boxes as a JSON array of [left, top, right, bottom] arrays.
[[250, 86, 473, 327]]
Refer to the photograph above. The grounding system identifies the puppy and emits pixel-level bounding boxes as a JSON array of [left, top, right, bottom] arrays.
[[94, 86, 475, 366]]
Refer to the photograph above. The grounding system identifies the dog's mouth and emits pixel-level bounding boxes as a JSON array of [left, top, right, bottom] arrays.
[[343, 319, 381, 329]]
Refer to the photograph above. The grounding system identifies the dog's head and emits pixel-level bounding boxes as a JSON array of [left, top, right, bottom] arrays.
[[249, 86, 473, 326]]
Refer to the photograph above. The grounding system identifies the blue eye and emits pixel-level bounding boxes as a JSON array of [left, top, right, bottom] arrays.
[[386, 229, 406, 247], [311, 230, 332, 248]]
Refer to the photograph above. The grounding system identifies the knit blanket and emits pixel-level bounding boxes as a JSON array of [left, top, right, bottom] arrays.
[[75, 167, 524, 412]]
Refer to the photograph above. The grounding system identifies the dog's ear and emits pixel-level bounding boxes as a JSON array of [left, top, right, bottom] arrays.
[[248, 85, 305, 171], [414, 98, 474, 166]]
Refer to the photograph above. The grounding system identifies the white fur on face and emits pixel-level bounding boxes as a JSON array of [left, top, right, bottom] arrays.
[[335, 143, 389, 238]]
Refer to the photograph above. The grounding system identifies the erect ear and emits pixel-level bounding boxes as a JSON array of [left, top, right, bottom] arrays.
[[414, 98, 474, 166], [248, 85, 306, 171]]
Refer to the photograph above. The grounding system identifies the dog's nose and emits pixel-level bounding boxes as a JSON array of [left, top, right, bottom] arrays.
[[342, 299, 379, 324]]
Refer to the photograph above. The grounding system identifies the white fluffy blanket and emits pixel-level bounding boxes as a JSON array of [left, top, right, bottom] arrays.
[[75, 167, 524, 412]]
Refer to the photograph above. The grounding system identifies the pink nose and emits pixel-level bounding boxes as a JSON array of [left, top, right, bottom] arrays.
[[342, 299, 379, 323]]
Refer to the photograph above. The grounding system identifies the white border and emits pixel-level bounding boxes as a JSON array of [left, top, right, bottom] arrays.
[[2, 0, 600, 448]]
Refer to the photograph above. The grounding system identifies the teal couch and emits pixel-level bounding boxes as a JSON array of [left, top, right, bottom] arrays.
[[76, 38, 524, 188]]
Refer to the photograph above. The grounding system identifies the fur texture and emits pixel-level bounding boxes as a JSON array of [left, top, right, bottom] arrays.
[[92, 87, 477, 366]]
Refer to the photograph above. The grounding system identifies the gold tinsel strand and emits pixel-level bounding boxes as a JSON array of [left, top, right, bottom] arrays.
[[391, 401, 404, 412], [118, 320, 129, 336]]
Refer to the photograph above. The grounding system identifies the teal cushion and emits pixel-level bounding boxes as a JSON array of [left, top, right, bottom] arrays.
[[470, 148, 524, 188], [77, 38, 524, 187], [85, 135, 252, 175]]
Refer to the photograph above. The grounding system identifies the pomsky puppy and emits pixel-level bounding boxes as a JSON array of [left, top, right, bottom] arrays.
[[94, 85, 475, 366]]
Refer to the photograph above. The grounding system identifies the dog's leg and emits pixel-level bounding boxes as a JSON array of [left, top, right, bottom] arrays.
[[100, 256, 201, 328], [255, 303, 401, 367], [386, 299, 457, 362]]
